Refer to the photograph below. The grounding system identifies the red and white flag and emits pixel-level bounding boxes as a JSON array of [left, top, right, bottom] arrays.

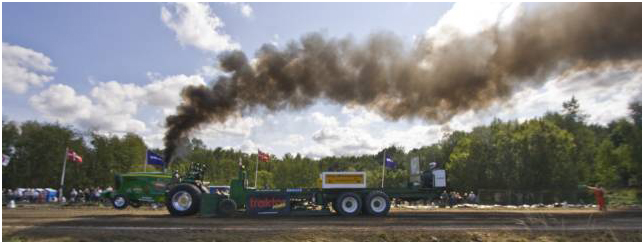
[[67, 150, 83, 163], [258, 150, 270, 162]]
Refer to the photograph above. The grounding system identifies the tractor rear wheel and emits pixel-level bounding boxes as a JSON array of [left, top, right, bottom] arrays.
[[112, 194, 129, 210], [335, 192, 362, 216], [363, 191, 390, 216], [166, 184, 202, 216]]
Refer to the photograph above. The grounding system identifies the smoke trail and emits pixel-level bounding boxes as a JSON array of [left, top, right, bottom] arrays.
[[164, 2, 641, 163]]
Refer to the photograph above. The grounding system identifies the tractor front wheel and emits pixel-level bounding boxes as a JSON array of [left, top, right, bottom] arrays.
[[112, 194, 129, 210], [166, 184, 202, 216]]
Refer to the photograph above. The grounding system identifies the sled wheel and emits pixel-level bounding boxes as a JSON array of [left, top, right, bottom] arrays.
[[364, 191, 390, 216], [218, 199, 237, 217], [335, 192, 362, 216]]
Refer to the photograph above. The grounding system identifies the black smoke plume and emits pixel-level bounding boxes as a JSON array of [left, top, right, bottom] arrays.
[[164, 2, 641, 163]]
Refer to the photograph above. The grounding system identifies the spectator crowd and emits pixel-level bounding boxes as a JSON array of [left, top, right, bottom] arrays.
[[2, 186, 112, 204], [440, 191, 479, 207]]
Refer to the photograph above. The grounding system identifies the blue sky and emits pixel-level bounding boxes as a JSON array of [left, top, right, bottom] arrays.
[[3, 2, 451, 87], [2, 2, 641, 158]]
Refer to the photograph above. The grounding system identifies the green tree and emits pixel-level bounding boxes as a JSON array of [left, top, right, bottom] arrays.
[[6, 121, 87, 189], [2, 120, 20, 187], [594, 139, 620, 186], [256, 170, 274, 189]]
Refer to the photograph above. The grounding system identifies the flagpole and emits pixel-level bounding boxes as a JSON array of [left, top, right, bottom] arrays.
[[59, 147, 68, 203], [255, 150, 259, 189], [144, 151, 148, 172], [381, 149, 386, 188], [239, 157, 245, 187]]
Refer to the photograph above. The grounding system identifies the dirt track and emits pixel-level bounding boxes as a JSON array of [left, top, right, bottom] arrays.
[[2, 205, 642, 241]]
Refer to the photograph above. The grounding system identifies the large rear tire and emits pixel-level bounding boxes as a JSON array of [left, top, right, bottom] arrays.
[[166, 184, 202, 216], [335, 192, 362, 216], [112, 194, 129, 210], [363, 191, 390, 216]]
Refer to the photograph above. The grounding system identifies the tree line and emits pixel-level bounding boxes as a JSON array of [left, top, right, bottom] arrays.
[[2, 98, 641, 195]]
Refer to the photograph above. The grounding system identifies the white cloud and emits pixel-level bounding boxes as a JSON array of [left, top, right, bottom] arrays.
[[310, 112, 339, 127], [341, 105, 383, 127], [237, 139, 272, 154], [161, 2, 240, 53], [226, 2, 254, 18], [30, 83, 147, 133], [28, 72, 208, 135], [197, 115, 264, 138], [382, 125, 443, 151], [301, 145, 333, 160], [270, 34, 279, 46], [143, 73, 207, 115], [425, 2, 521, 48], [197, 65, 222, 80], [42, 73, 259, 148], [2, 43, 57, 94], [239, 3, 253, 18], [311, 127, 381, 156], [91, 81, 145, 116], [86, 81, 148, 132], [29, 84, 92, 122], [519, 66, 642, 125], [138, 119, 166, 149], [275, 134, 306, 147], [239, 139, 258, 154]]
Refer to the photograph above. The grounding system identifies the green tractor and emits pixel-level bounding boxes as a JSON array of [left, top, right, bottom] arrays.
[[165, 162, 254, 217], [104, 172, 174, 209]]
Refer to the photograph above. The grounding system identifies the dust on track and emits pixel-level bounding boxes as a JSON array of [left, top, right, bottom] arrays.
[[2, 205, 641, 241]]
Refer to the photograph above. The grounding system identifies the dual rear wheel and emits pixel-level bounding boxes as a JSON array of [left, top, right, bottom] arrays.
[[334, 191, 390, 216], [363, 191, 390, 216]]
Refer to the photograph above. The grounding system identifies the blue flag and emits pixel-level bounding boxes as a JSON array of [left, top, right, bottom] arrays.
[[385, 155, 397, 169], [147, 151, 165, 166]]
